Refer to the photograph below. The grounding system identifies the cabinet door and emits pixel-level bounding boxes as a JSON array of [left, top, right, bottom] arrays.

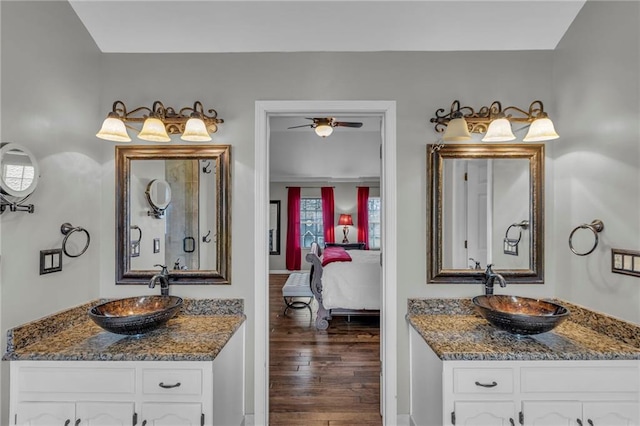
[[522, 401, 581, 426], [141, 403, 202, 426], [454, 401, 516, 426], [76, 402, 135, 426], [584, 402, 639, 426], [16, 402, 75, 426]]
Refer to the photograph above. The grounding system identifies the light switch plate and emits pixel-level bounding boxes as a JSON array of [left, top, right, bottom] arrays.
[[40, 249, 63, 275], [611, 248, 640, 278]]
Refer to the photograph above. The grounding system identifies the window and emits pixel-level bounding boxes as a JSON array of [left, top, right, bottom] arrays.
[[368, 197, 381, 249], [300, 198, 324, 248]]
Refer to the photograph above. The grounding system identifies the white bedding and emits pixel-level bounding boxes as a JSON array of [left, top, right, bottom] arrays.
[[320, 250, 381, 310]]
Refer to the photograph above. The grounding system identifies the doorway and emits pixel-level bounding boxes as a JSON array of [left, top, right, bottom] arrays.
[[254, 100, 397, 425]]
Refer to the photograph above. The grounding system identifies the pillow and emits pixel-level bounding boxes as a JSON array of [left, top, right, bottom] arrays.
[[321, 246, 352, 267]]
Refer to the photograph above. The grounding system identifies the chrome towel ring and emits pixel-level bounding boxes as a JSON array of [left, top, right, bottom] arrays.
[[61, 222, 91, 258], [504, 220, 529, 247], [569, 219, 604, 256]]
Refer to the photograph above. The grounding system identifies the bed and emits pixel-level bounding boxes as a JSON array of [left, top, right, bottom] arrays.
[[305, 242, 381, 330]]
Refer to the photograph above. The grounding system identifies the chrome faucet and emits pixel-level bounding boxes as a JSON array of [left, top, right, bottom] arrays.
[[483, 264, 506, 295], [149, 264, 170, 296]]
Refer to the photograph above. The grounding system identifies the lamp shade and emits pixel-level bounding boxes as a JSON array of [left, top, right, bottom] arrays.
[[181, 117, 212, 141], [96, 117, 131, 142], [338, 214, 353, 226], [315, 124, 334, 138], [523, 117, 559, 142], [138, 117, 171, 142], [482, 117, 516, 142], [443, 117, 471, 142]]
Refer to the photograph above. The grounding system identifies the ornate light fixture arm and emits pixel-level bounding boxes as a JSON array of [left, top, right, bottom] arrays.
[[430, 99, 551, 134]]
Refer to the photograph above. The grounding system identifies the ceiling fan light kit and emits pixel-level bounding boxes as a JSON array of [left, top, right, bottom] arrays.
[[288, 117, 363, 138]]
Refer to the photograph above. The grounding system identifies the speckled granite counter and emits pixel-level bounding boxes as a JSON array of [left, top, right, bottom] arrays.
[[407, 298, 640, 361], [3, 298, 245, 362]]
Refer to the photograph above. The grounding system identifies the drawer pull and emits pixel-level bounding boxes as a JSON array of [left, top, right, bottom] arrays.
[[159, 381, 181, 389], [474, 380, 498, 388]]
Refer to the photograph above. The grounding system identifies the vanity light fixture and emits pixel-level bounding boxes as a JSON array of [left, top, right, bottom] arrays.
[[431, 100, 559, 142], [96, 100, 223, 143]]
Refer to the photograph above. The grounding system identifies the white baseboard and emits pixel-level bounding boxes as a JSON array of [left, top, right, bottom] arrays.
[[269, 270, 290, 274]]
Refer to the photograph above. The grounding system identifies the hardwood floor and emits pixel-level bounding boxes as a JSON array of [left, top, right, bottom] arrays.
[[269, 273, 382, 426]]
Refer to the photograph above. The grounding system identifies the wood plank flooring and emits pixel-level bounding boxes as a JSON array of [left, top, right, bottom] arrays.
[[269, 273, 382, 426]]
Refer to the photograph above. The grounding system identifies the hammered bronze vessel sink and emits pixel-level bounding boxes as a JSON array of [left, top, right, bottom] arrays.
[[88, 296, 183, 335], [472, 295, 569, 336]]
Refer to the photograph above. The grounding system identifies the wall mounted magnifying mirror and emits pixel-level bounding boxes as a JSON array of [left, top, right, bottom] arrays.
[[145, 179, 172, 218], [427, 143, 544, 284], [116, 145, 231, 285], [0, 142, 39, 214]]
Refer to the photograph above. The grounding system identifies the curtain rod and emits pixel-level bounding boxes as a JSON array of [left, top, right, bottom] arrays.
[[285, 186, 335, 189]]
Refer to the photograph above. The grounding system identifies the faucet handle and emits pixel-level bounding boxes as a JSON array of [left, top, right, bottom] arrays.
[[154, 264, 168, 275]]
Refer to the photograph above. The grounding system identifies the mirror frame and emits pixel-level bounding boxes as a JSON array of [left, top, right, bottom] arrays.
[[427, 143, 544, 284], [116, 145, 231, 285], [269, 200, 281, 255]]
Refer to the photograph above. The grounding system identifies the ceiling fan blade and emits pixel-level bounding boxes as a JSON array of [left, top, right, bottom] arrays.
[[287, 124, 314, 129], [334, 121, 363, 128]]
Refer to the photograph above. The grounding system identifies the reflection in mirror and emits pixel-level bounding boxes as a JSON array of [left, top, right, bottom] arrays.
[[269, 200, 281, 255], [428, 143, 544, 284], [0, 143, 39, 214], [117, 145, 230, 285], [145, 179, 172, 218]]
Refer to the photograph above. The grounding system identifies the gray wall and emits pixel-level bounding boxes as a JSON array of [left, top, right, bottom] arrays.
[[1, 0, 638, 420], [551, 1, 640, 323], [0, 1, 103, 421]]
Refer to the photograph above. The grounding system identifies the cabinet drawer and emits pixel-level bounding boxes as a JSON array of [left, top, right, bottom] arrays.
[[453, 368, 514, 394], [18, 366, 135, 394], [521, 366, 639, 393], [142, 368, 203, 396]]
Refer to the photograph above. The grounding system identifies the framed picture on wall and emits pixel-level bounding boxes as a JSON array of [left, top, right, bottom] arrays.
[[269, 200, 281, 255]]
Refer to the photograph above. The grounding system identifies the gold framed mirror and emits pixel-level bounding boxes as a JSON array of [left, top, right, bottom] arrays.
[[116, 145, 231, 285], [427, 143, 544, 284]]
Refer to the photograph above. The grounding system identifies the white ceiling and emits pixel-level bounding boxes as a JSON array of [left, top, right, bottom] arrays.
[[69, 1, 585, 54]]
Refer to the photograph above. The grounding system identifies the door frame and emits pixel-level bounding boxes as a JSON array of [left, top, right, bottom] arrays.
[[254, 100, 397, 425]]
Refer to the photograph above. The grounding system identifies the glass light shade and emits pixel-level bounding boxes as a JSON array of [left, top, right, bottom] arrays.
[[315, 124, 334, 138], [181, 117, 212, 141], [523, 117, 560, 142], [482, 118, 516, 142], [96, 117, 131, 142], [443, 117, 471, 141], [138, 117, 171, 142]]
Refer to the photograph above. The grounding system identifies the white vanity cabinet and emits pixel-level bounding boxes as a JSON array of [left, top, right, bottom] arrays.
[[409, 326, 640, 426], [10, 324, 245, 426]]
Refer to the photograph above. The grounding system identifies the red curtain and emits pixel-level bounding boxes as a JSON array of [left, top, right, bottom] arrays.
[[357, 186, 370, 250], [286, 187, 301, 270], [321, 187, 335, 244]]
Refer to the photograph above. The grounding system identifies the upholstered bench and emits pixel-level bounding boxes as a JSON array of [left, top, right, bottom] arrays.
[[281, 272, 314, 315]]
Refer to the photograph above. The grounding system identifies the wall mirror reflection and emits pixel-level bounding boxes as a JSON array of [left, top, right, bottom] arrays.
[[269, 200, 280, 255], [427, 143, 544, 284], [116, 145, 231, 285]]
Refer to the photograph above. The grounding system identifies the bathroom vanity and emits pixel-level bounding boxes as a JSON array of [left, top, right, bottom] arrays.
[[407, 299, 640, 426], [4, 298, 246, 426]]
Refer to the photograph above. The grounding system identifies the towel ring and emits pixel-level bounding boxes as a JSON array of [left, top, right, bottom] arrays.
[[130, 225, 142, 244], [504, 220, 529, 247], [569, 219, 604, 256], [60, 222, 91, 258]]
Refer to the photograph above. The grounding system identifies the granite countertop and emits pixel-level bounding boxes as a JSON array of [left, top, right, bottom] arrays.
[[3, 298, 245, 362], [407, 298, 640, 361]]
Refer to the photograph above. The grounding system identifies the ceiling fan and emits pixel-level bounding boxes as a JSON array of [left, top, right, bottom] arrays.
[[287, 117, 363, 138]]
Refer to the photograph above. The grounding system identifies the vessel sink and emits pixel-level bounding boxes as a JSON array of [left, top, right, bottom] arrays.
[[88, 296, 183, 335], [472, 295, 569, 336]]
